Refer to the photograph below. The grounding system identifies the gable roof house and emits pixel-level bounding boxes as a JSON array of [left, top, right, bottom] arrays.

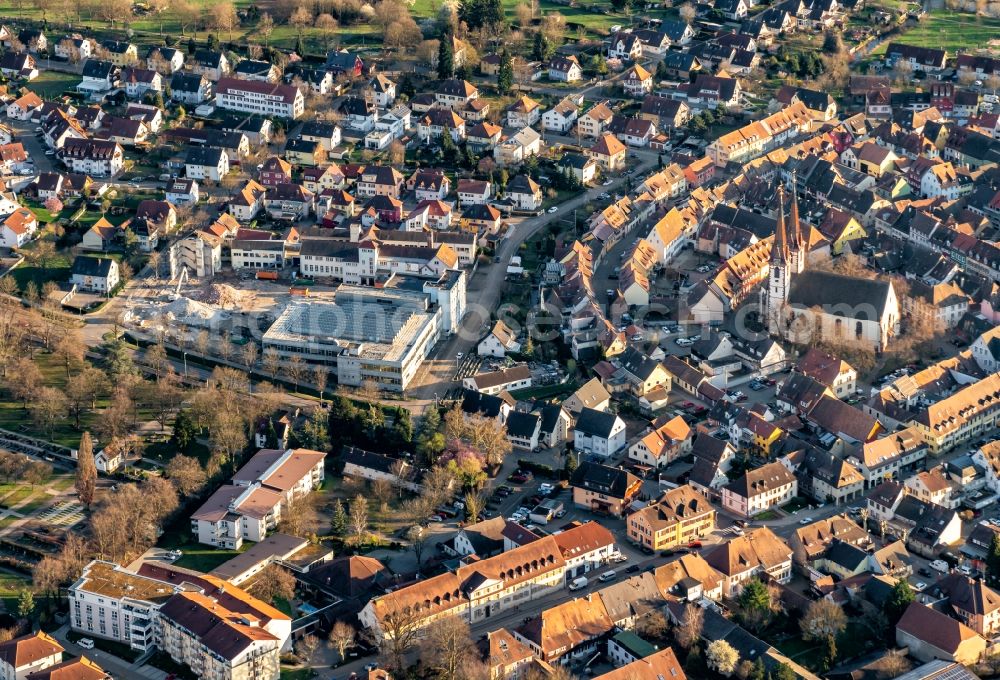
[[629, 414, 692, 469], [896, 602, 986, 665], [573, 408, 627, 458], [703, 527, 793, 596], [0, 632, 64, 679], [722, 461, 798, 518], [571, 461, 642, 517], [627, 485, 716, 551]]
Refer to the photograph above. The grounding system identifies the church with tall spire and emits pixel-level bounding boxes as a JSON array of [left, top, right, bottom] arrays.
[[760, 176, 900, 350], [761, 180, 806, 334]]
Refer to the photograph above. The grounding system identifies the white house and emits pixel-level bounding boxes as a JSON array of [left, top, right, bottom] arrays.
[[70, 256, 120, 294], [721, 462, 798, 517], [0, 631, 64, 680], [478, 320, 521, 357], [185, 146, 229, 181], [573, 407, 627, 457]]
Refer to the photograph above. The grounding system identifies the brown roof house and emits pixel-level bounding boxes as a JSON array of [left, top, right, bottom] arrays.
[[0, 632, 64, 679], [896, 602, 986, 665], [703, 527, 793, 596], [721, 461, 798, 518]]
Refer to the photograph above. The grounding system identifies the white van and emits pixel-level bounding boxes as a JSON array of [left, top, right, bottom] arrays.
[[599, 570, 617, 582], [78, 638, 95, 650], [569, 576, 589, 591], [929, 559, 949, 573]]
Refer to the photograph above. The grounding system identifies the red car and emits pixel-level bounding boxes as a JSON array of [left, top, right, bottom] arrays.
[[687, 541, 703, 549]]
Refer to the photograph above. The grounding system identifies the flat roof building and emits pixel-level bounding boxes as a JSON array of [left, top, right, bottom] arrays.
[[262, 285, 442, 392]]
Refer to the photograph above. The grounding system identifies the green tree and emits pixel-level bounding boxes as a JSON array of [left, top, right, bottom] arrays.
[[438, 28, 455, 80], [298, 409, 331, 451], [988, 533, 1000, 587], [498, 49, 514, 94], [75, 431, 97, 507], [105, 339, 136, 379], [736, 578, 774, 632], [331, 498, 348, 537], [564, 452, 578, 477], [770, 663, 797, 680], [172, 410, 198, 452], [532, 31, 552, 61], [748, 658, 767, 680], [392, 408, 413, 447], [885, 579, 915, 625], [17, 589, 34, 619]]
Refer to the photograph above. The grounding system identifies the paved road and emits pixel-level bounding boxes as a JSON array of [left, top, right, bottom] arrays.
[[406, 150, 661, 403]]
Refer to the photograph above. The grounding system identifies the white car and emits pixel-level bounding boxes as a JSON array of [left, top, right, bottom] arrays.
[[913, 581, 927, 592], [798, 517, 814, 525], [547, 206, 558, 213], [538, 483, 554, 493]]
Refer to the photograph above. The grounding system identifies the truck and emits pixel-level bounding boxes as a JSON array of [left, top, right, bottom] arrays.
[[568, 576, 588, 591]]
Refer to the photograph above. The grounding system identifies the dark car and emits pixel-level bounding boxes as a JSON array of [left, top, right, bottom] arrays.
[[641, 545, 655, 555], [626, 564, 641, 573]]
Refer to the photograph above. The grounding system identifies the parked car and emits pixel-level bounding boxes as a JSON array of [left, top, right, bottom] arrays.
[[78, 639, 95, 650]]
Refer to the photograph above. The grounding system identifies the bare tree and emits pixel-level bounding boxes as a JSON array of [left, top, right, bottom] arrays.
[[349, 494, 369, 543], [250, 564, 297, 604], [675, 603, 704, 650], [165, 455, 207, 495], [679, 1, 696, 22], [425, 615, 477, 680], [258, 11, 275, 46], [211, 2, 239, 42], [312, 365, 328, 403], [407, 524, 429, 573], [328, 621, 356, 662], [371, 478, 393, 511], [377, 607, 424, 673]]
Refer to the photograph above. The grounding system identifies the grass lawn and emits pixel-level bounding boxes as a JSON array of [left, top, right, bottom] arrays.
[[510, 381, 578, 401], [171, 541, 253, 572], [29, 71, 81, 100], [782, 496, 811, 514], [871, 9, 1000, 55], [0, 486, 34, 509], [148, 652, 200, 680], [274, 596, 294, 617], [0, 569, 31, 613], [0, 351, 113, 449], [755, 510, 781, 520], [280, 670, 316, 680]]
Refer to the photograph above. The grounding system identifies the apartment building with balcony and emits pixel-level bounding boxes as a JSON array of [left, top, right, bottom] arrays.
[[627, 486, 716, 551], [68, 560, 291, 678], [68, 561, 177, 652], [157, 592, 282, 680], [191, 448, 327, 548]]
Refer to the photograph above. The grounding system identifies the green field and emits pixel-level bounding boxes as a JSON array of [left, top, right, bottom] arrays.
[[0, 350, 113, 449], [872, 9, 1000, 55], [0, 570, 31, 614], [29, 71, 80, 99]]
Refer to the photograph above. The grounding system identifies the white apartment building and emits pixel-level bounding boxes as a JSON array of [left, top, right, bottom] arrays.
[[191, 448, 326, 549], [214, 78, 304, 119], [69, 560, 291, 679]]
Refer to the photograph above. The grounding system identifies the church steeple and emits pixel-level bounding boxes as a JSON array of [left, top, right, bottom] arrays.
[[787, 171, 806, 274], [771, 185, 789, 265]]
